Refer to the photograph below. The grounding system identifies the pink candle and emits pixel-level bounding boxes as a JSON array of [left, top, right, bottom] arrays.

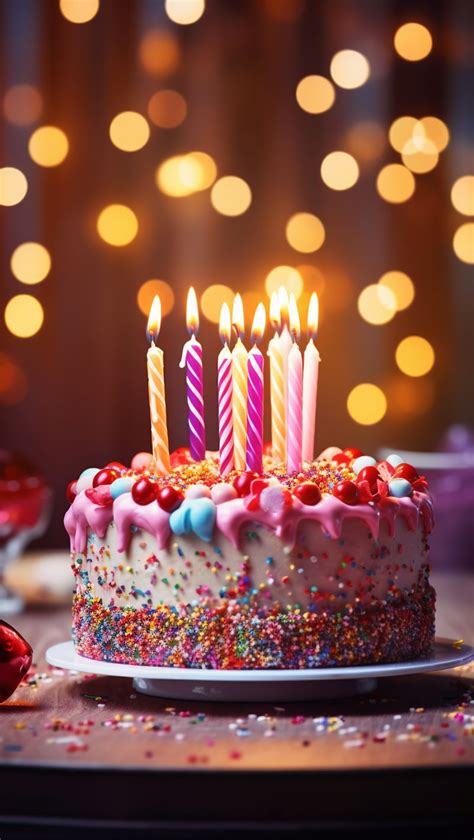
[[179, 287, 206, 461], [217, 303, 234, 475], [286, 294, 303, 474], [246, 303, 266, 473], [302, 292, 320, 463]]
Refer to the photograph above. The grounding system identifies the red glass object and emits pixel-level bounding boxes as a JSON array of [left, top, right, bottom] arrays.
[[331, 453, 351, 466], [131, 477, 157, 506], [333, 479, 360, 505], [105, 461, 126, 472], [356, 466, 380, 490], [0, 620, 32, 703], [343, 447, 363, 460], [170, 448, 194, 468], [66, 480, 77, 503], [85, 486, 113, 507], [293, 482, 322, 506], [394, 463, 419, 482], [233, 472, 259, 497], [156, 485, 184, 512], [92, 468, 118, 488]]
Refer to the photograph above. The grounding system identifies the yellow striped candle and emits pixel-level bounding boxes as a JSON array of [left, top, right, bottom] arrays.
[[231, 293, 248, 470], [147, 296, 171, 474]]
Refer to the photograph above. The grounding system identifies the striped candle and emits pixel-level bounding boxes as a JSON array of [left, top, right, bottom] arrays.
[[217, 303, 234, 475], [179, 288, 206, 461], [246, 303, 266, 473], [146, 296, 171, 474], [267, 292, 285, 464], [286, 293, 303, 474], [231, 293, 248, 471], [302, 292, 320, 463]]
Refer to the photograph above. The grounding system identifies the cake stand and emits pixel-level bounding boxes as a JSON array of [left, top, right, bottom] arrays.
[[46, 638, 474, 702]]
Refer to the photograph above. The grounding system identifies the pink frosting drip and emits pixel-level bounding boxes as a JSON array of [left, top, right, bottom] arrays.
[[65, 487, 433, 555]]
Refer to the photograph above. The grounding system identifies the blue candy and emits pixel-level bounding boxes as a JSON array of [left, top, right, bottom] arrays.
[[170, 497, 216, 542], [352, 455, 377, 475], [76, 467, 100, 493], [386, 453, 404, 467], [388, 478, 413, 498], [110, 476, 135, 499]]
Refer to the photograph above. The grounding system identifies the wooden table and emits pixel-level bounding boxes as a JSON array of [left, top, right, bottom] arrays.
[[0, 571, 472, 838]]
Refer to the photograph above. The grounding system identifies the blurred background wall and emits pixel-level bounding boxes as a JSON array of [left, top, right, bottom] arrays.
[[1, 0, 473, 548]]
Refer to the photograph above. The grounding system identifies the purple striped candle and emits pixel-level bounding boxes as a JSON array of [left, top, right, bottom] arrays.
[[218, 345, 234, 475]]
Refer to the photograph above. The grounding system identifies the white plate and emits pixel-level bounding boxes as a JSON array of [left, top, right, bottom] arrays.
[[46, 639, 473, 702]]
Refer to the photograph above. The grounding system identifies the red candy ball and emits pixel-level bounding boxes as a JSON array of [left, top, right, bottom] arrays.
[[156, 485, 184, 513], [250, 478, 268, 495], [93, 468, 118, 488], [356, 466, 380, 489], [343, 447, 363, 460], [233, 472, 259, 497], [131, 477, 157, 506], [105, 461, 125, 472], [66, 480, 77, 503], [170, 448, 194, 468], [293, 482, 321, 506], [394, 463, 419, 482], [332, 453, 351, 466], [333, 479, 360, 505]]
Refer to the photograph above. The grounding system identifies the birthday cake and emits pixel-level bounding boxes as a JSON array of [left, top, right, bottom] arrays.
[[65, 446, 435, 669]]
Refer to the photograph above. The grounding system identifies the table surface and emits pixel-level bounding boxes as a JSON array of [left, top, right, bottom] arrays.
[[0, 569, 473, 832]]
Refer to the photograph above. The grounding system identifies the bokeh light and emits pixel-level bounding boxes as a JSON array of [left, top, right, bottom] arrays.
[[165, 0, 205, 25], [0, 353, 28, 405], [109, 111, 150, 152], [0, 167, 28, 206], [148, 90, 187, 128], [3, 84, 43, 126], [242, 290, 263, 321], [29, 126, 69, 167], [347, 383, 387, 425], [285, 213, 325, 253], [210, 176, 252, 216], [320, 151, 359, 190], [297, 265, 326, 298], [451, 176, 474, 216], [59, 0, 99, 23], [10, 242, 51, 285], [420, 116, 449, 152], [401, 136, 439, 174], [376, 164, 415, 203], [295, 75, 335, 114], [139, 29, 180, 76], [345, 121, 385, 163], [264, 266, 303, 300], [395, 336, 435, 377], [357, 284, 397, 325], [329, 50, 370, 89], [137, 280, 175, 317], [389, 116, 417, 152], [96, 204, 139, 246], [378, 271, 414, 311], [4, 294, 44, 338], [453, 223, 474, 264], [157, 152, 217, 197], [201, 284, 235, 323], [394, 22, 433, 61], [386, 374, 434, 418]]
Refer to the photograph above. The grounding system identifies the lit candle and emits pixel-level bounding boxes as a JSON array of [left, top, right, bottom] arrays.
[[217, 303, 234, 476], [147, 295, 171, 474], [179, 287, 206, 462], [231, 293, 248, 471], [267, 292, 285, 464], [286, 293, 303, 475], [302, 292, 321, 463], [246, 302, 266, 473]]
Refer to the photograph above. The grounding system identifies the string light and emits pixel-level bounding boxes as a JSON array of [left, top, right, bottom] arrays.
[[378, 271, 414, 311], [109, 111, 150, 152], [295, 75, 335, 114], [29, 126, 69, 167], [321, 151, 359, 190], [4, 294, 44, 338], [285, 213, 325, 253], [453, 223, 474, 264], [3, 84, 42, 126], [347, 383, 387, 425], [451, 176, 474, 216], [96, 204, 138, 246], [210, 176, 251, 216], [395, 336, 435, 377], [330, 50, 370, 89], [165, 0, 205, 25], [376, 164, 415, 203], [394, 22, 433, 61], [0, 167, 28, 206], [148, 90, 187, 128], [264, 266, 303, 300], [156, 152, 216, 197], [201, 285, 235, 323], [357, 284, 397, 325], [59, 0, 99, 23], [139, 29, 180, 76], [10, 243, 51, 285]]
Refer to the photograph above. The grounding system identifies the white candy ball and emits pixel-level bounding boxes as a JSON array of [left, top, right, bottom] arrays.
[[352, 455, 377, 475], [186, 484, 211, 500], [211, 483, 237, 505], [386, 453, 404, 467], [76, 468, 100, 493]]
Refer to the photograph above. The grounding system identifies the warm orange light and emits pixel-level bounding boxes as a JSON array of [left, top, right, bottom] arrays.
[[289, 293, 300, 340], [307, 292, 319, 340], [278, 286, 289, 326], [270, 292, 280, 332], [251, 302, 266, 344], [232, 293, 244, 338], [219, 303, 231, 345], [186, 286, 199, 335], [147, 295, 162, 343]]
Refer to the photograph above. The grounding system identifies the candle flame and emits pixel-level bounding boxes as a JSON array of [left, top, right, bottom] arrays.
[[251, 302, 266, 344], [186, 286, 199, 335], [219, 302, 231, 345], [289, 293, 300, 341], [270, 292, 281, 332], [147, 295, 162, 344], [307, 292, 319, 340], [278, 286, 289, 327], [232, 292, 244, 339]]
